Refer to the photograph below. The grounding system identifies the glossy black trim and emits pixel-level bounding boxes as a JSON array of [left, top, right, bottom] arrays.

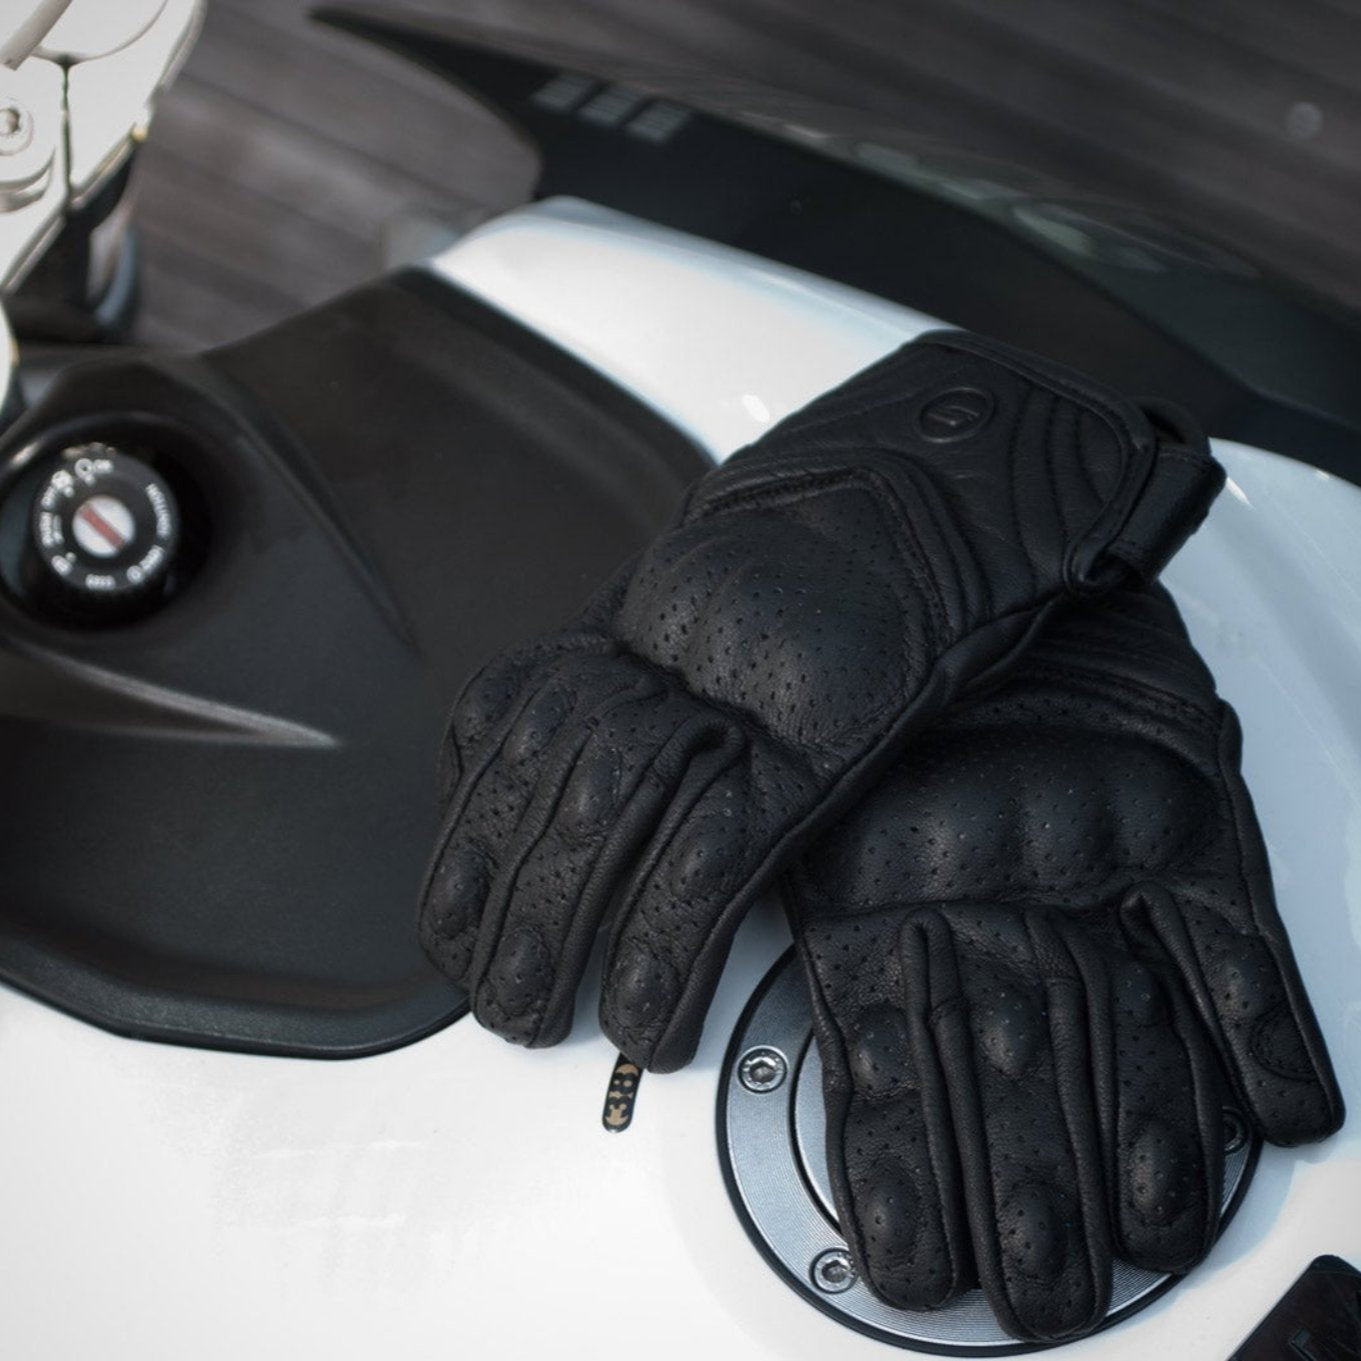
[[1228, 1255, 1361, 1360], [318, 6, 1361, 485]]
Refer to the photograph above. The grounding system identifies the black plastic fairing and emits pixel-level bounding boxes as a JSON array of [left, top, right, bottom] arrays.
[[0, 273, 705, 1056]]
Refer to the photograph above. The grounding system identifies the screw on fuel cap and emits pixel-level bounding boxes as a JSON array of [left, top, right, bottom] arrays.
[[28, 441, 180, 619], [719, 950, 1262, 1354]]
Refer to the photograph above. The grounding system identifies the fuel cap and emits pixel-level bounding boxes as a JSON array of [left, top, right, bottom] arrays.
[[720, 950, 1259, 1353], [29, 441, 180, 617]]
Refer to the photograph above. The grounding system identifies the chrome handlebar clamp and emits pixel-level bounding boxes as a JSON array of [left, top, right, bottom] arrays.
[[0, 0, 202, 411]]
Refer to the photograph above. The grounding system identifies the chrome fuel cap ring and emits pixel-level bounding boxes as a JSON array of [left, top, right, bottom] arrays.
[[718, 949, 1259, 1354]]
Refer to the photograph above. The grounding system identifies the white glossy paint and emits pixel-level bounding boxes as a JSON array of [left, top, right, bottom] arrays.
[[430, 197, 942, 456], [0, 202, 1354, 1359]]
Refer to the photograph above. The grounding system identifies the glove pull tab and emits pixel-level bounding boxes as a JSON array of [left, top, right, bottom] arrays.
[[1075, 400, 1224, 592]]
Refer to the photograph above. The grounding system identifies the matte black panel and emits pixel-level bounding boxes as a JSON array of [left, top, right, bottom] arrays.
[[0, 275, 704, 1056]]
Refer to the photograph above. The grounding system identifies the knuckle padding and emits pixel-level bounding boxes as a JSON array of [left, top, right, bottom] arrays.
[[469, 680, 701, 1043]]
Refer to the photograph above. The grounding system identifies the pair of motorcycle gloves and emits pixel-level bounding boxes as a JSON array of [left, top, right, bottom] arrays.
[[417, 331, 1343, 1344]]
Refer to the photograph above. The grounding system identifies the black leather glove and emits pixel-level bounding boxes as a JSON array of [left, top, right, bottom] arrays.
[[419, 331, 1224, 1071], [787, 586, 1344, 1344]]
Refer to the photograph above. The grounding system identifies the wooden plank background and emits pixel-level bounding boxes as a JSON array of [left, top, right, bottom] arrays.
[[134, 0, 1361, 348]]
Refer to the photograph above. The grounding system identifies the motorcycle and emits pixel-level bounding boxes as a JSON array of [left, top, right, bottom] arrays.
[[0, 4, 1355, 1357]]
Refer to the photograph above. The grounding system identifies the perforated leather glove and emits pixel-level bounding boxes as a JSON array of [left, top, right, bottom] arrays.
[[418, 331, 1224, 1071], [787, 585, 1344, 1344]]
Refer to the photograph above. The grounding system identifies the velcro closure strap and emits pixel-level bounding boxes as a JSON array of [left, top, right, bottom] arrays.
[[1101, 440, 1225, 582]]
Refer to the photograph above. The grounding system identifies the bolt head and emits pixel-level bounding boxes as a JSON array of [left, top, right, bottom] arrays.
[[738, 1046, 787, 1093], [811, 1248, 857, 1294], [0, 101, 33, 155]]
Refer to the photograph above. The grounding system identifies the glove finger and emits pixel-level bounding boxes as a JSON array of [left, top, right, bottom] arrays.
[[1144, 700, 1343, 1145], [919, 906, 1113, 1344], [1131, 881, 1343, 1147], [418, 647, 629, 986], [434, 647, 541, 803], [796, 907, 974, 1311], [596, 740, 764, 1071], [467, 684, 730, 1047], [1065, 924, 1225, 1274], [598, 732, 829, 1072]]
